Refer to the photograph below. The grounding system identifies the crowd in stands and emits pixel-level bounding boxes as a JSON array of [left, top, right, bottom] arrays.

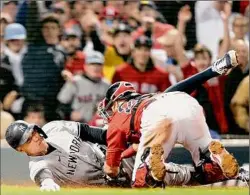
[[0, 0, 249, 140]]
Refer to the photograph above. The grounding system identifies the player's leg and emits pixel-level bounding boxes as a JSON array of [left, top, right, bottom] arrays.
[[131, 96, 178, 187], [165, 50, 238, 94], [173, 94, 240, 184]]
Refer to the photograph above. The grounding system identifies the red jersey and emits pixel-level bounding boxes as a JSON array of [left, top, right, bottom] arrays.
[[112, 62, 171, 94], [132, 22, 174, 49], [106, 97, 155, 167], [182, 62, 228, 133]]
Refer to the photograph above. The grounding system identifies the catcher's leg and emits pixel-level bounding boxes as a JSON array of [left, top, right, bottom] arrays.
[[165, 50, 238, 94]]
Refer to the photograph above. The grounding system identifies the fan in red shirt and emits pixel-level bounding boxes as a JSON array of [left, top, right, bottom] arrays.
[[112, 36, 171, 94], [182, 45, 228, 133], [61, 28, 85, 76]]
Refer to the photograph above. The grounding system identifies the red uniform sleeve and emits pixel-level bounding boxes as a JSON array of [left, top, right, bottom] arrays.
[[106, 126, 127, 167]]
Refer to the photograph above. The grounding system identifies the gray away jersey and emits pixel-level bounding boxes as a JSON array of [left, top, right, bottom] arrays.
[[29, 121, 106, 186], [57, 76, 109, 122]]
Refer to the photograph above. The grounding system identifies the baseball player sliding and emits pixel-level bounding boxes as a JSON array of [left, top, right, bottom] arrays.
[[5, 120, 193, 191]]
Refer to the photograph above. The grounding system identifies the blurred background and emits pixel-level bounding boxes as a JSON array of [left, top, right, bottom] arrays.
[[0, 0, 249, 185]]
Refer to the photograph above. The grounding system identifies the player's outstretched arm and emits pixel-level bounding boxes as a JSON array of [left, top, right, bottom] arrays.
[[35, 169, 60, 192], [164, 50, 238, 94]]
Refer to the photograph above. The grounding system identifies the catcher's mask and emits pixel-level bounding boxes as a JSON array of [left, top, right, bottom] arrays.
[[98, 81, 137, 121]]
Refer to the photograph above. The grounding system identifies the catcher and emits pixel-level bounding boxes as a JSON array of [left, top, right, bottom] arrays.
[[98, 50, 249, 187]]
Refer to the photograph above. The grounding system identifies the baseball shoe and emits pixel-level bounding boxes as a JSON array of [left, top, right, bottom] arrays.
[[208, 141, 239, 178], [147, 144, 166, 181], [211, 50, 239, 75], [237, 167, 249, 184]]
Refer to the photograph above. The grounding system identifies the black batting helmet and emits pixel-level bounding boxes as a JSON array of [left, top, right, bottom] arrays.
[[5, 120, 47, 150]]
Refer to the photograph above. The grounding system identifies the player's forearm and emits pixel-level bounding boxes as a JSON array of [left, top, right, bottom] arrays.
[[34, 169, 54, 186], [79, 123, 107, 145]]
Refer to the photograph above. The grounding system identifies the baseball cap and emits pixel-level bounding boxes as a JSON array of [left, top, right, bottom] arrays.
[[134, 36, 153, 48], [100, 6, 119, 20], [139, 0, 157, 11], [3, 1, 18, 5], [86, 51, 104, 65], [113, 23, 132, 36], [4, 23, 27, 41], [63, 26, 82, 39]]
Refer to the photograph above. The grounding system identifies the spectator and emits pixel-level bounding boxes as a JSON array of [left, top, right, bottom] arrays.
[[3, 23, 27, 87], [78, 10, 106, 53], [61, 27, 85, 77], [224, 39, 249, 134], [112, 36, 171, 94], [231, 76, 249, 133], [0, 13, 12, 53], [181, 45, 227, 133], [90, 1, 104, 15], [99, 5, 120, 46], [69, 0, 91, 23], [0, 102, 14, 140], [50, 1, 71, 26], [123, 1, 140, 23], [155, 1, 197, 50], [1, 1, 18, 22], [103, 23, 133, 82], [156, 29, 188, 82], [217, 2, 231, 59], [0, 56, 16, 103], [231, 14, 249, 45], [232, 1, 249, 15], [132, 1, 174, 50], [195, 1, 232, 60], [22, 15, 65, 122], [22, 101, 46, 127], [57, 51, 109, 123]]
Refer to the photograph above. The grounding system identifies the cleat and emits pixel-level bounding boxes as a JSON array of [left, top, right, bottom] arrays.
[[237, 167, 249, 185], [208, 141, 239, 178], [148, 144, 166, 181], [211, 50, 239, 75]]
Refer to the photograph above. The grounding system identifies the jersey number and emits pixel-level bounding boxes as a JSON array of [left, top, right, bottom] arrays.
[[118, 99, 138, 114]]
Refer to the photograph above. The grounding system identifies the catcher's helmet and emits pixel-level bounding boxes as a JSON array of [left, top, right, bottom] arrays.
[[98, 81, 138, 120], [5, 120, 47, 150]]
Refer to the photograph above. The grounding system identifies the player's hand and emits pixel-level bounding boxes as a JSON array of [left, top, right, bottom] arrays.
[[40, 178, 60, 192]]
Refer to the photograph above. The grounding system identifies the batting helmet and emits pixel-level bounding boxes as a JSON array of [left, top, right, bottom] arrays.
[[5, 120, 47, 150], [98, 81, 138, 120]]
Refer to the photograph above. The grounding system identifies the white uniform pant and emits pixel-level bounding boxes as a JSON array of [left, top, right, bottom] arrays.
[[132, 92, 212, 181]]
